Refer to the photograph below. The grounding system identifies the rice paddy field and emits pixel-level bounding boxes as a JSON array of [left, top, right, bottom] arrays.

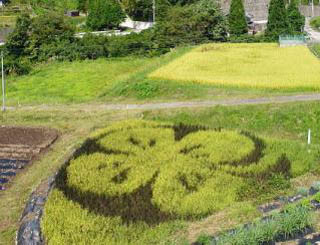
[[149, 43, 320, 90]]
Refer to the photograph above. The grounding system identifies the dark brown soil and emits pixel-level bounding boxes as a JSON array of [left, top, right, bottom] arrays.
[[0, 126, 58, 147]]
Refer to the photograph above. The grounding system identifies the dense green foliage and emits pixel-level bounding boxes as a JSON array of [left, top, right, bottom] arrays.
[[287, 0, 305, 33], [42, 119, 316, 244], [197, 205, 313, 245], [154, 0, 228, 45], [86, 0, 125, 30], [228, 0, 248, 35], [266, 0, 289, 38]]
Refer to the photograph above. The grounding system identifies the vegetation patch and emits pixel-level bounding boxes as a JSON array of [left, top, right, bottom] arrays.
[[42, 119, 315, 244], [149, 43, 320, 91]]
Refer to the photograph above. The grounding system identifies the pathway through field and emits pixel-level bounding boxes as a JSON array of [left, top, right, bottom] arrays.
[[9, 93, 320, 112]]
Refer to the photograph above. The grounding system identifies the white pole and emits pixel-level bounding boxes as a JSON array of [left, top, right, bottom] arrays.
[[1, 51, 5, 112], [308, 129, 311, 145], [153, 0, 156, 23], [312, 0, 314, 17]]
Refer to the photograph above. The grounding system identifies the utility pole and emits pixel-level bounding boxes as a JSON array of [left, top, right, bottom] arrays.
[[153, 0, 156, 23], [1, 51, 5, 112]]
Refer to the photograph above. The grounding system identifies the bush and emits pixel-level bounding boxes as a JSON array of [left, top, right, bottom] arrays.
[[86, 0, 125, 30], [228, 0, 248, 35]]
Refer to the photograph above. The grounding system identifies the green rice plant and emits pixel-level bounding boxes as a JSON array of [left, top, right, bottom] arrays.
[[42, 119, 314, 244], [212, 206, 313, 245]]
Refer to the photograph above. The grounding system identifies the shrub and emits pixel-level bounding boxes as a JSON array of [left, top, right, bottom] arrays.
[[228, 0, 248, 35], [86, 0, 125, 30]]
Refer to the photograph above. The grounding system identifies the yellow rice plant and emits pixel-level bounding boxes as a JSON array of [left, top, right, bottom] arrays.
[[149, 43, 320, 90]]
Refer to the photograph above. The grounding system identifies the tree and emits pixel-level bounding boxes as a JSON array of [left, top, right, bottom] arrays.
[[121, 0, 171, 22], [228, 0, 248, 35], [86, 0, 125, 30], [155, 0, 228, 46], [287, 0, 305, 33], [5, 14, 32, 57], [266, 0, 289, 38]]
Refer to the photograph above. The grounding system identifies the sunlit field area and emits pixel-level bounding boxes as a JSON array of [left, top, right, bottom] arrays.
[[149, 43, 320, 90]]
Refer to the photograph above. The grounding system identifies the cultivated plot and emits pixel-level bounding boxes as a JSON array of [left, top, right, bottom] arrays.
[[150, 43, 320, 90]]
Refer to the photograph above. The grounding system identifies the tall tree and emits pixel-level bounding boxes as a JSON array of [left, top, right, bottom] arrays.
[[5, 14, 32, 57], [87, 0, 125, 30], [287, 0, 305, 33], [266, 0, 289, 38], [228, 0, 248, 35]]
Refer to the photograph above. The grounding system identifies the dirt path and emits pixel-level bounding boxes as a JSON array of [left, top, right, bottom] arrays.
[[9, 93, 320, 112]]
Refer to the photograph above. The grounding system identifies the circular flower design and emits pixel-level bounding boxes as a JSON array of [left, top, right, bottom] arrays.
[[66, 120, 289, 219]]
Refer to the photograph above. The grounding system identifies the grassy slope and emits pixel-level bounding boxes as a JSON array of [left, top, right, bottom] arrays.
[[6, 45, 317, 107], [150, 43, 320, 91], [6, 58, 153, 105]]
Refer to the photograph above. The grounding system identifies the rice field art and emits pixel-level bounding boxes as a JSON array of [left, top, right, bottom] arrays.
[[42, 120, 317, 244], [149, 43, 320, 91]]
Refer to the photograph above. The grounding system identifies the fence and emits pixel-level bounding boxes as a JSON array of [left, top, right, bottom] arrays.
[[279, 35, 307, 47]]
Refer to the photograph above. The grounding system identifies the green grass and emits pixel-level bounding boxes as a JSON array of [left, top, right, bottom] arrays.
[[144, 101, 320, 144], [6, 58, 152, 105], [150, 43, 320, 91], [5, 45, 311, 107]]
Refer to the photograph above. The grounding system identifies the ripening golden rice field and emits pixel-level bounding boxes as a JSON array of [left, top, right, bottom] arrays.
[[149, 43, 320, 90]]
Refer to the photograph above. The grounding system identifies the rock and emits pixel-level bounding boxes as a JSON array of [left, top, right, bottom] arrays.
[[17, 220, 43, 245], [311, 200, 320, 210], [309, 186, 319, 196], [259, 201, 282, 213], [288, 195, 303, 203]]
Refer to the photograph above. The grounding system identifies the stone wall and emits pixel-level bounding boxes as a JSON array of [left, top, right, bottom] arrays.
[[299, 5, 320, 17], [220, 0, 270, 21]]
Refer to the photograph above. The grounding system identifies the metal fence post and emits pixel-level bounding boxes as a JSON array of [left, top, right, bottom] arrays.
[[1, 51, 5, 112]]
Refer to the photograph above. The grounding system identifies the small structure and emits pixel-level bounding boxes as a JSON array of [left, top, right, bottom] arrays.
[[279, 35, 307, 47], [0, 0, 3, 8], [66, 10, 80, 17]]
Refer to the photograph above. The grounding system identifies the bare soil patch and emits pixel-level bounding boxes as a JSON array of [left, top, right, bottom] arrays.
[[0, 126, 58, 147]]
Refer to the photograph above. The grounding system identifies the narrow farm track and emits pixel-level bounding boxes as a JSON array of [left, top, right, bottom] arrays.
[[9, 93, 320, 112]]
